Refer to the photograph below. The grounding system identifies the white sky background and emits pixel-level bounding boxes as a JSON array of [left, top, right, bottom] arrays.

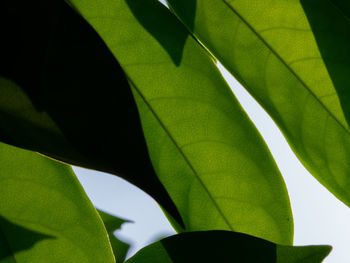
[[75, 1, 350, 261]]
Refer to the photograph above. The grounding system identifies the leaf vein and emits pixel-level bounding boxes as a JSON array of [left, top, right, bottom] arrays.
[[223, 0, 350, 135]]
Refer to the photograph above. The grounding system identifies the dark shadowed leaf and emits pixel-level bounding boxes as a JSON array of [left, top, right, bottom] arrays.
[[125, 231, 331, 263], [277, 244, 332, 263], [0, 0, 181, 224], [0, 143, 114, 262], [0, 215, 52, 262], [166, 0, 350, 208], [98, 210, 132, 263], [69, 0, 293, 245]]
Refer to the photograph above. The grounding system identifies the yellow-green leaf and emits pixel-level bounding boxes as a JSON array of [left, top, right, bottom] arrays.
[[69, 0, 293, 245], [0, 143, 115, 262], [166, 0, 350, 208]]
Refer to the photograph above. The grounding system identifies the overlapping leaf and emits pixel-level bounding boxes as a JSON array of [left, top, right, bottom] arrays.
[[126, 231, 331, 263], [98, 210, 132, 263], [0, 0, 180, 223], [0, 143, 115, 262], [166, 0, 350, 207], [68, 0, 294, 245]]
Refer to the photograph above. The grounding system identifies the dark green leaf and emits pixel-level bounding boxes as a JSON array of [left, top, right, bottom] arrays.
[[0, 143, 115, 262], [98, 210, 132, 263], [125, 231, 331, 263], [0, 215, 52, 262], [69, 0, 294, 245], [277, 245, 332, 263], [166, 0, 350, 208], [0, 0, 181, 224]]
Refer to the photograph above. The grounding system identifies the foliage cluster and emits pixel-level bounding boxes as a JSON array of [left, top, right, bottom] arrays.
[[1, 0, 349, 262]]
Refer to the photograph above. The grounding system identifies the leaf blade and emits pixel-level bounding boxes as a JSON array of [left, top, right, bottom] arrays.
[[98, 210, 132, 263], [166, 0, 350, 208], [69, 0, 294, 245], [0, 143, 115, 262]]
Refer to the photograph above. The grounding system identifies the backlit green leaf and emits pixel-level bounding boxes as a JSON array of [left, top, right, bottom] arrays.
[[0, 143, 114, 262], [98, 210, 132, 263], [69, 0, 293, 245], [166, 0, 350, 207]]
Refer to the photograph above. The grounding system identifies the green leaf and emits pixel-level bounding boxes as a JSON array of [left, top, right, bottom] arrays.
[[166, 0, 350, 207], [0, 215, 52, 262], [277, 245, 332, 263], [98, 210, 132, 263], [125, 231, 331, 263], [0, 0, 181, 224], [0, 143, 115, 262], [69, 0, 294, 245]]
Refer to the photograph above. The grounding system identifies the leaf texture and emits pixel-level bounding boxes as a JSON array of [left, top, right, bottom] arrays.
[[0, 143, 115, 262], [166, 0, 350, 207], [69, 0, 294, 245]]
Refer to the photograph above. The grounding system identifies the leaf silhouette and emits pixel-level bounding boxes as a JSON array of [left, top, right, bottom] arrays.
[[0, 0, 181, 225], [125, 231, 331, 263], [98, 210, 132, 263]]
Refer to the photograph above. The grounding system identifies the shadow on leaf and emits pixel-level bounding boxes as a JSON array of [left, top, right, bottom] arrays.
[[301, 0, 350, 126], [0, 0, 183, 227], [98, 210, 133, 263], [166, 0, 197, 32], [125, 0, 194, 66], [0, 215, 54, 260]]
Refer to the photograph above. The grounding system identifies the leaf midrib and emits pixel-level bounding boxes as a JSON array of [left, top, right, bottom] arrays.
[[127, 77, 234, 231], [221, 0, 350, 137]]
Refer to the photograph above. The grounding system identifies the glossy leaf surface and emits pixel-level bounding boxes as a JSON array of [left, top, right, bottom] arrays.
[[69, 0, 293, 245], [0, 0, 180, 223], [126, 231, 331, 263], [98, 210, 132, 263], [0, 143, 114, 262], [166, 0, 350, 207]]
